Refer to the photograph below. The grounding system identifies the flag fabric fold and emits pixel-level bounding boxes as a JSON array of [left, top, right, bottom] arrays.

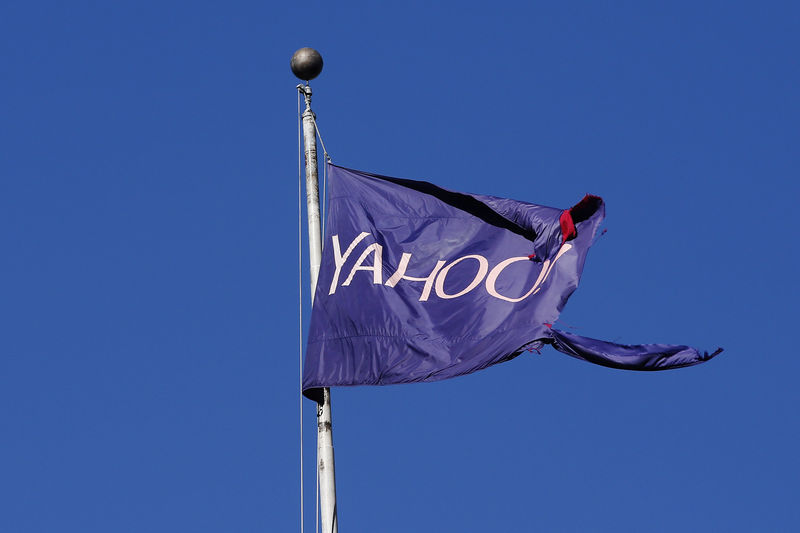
[[302, 164, 719, 396], [548, 328, 723, 371]]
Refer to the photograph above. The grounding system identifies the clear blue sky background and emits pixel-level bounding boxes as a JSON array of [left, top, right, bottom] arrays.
[[2, 1, 798, 531]]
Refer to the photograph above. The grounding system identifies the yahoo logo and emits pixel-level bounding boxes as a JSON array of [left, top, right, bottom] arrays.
[[328, 232, 572, 303]]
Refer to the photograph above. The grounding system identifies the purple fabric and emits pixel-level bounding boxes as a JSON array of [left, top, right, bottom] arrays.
[[302, 164, 720, 396], [548, 328, 722, 370]]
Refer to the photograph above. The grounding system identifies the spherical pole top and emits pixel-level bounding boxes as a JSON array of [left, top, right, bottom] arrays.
[[291, 47, 323, 81]]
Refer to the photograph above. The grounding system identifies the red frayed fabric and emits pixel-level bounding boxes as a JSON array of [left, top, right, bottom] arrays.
[[560, 194, 603, 243], [559, 209, 576, 243]]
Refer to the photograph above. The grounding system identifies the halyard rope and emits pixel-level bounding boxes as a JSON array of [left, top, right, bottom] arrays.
[[297, 89, 305, 533], [312, 115, 329, 237]]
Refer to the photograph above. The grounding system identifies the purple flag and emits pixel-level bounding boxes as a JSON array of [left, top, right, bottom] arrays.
[[302, 164, 720, 396]]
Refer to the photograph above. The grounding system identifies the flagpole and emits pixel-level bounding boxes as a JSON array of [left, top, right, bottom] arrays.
[[292, 48, 338, 533]]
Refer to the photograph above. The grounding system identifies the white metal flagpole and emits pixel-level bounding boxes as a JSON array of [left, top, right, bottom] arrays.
[[292, 47, 338, 533]]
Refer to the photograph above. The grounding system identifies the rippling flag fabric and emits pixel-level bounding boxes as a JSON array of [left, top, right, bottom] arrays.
[[302, 164, 720, 397]]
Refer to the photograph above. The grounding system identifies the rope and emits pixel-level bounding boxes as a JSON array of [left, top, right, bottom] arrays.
[[297, 89, 305, 533], [311, 116, 329, 238], [321, 155, 326, 237], [311, 116, 330, 165]]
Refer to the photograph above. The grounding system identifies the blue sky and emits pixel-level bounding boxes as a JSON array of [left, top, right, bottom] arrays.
[[2, 1, 798, 531]]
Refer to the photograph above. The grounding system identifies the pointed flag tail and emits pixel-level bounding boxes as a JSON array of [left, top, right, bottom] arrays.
[[548, 328, 723, 370]]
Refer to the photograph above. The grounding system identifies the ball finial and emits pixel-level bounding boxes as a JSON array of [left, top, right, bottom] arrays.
[[291, 48, 323, 81]]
